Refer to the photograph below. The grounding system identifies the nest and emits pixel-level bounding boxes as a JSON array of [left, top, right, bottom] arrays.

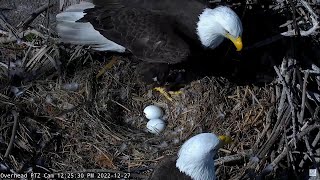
[[0, 0, 320, 179]]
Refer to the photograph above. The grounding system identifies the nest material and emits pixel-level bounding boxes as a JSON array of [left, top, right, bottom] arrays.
[[0, 0, 320, 179]]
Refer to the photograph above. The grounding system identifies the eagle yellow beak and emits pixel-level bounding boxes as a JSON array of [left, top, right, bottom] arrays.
[[225, 33, 243, 51], [218, 135, 233, 144]]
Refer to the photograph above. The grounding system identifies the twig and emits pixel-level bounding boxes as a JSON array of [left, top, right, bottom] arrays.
[[286, 130, 298, 174], [287, 0, 300, 36], [0, 13, 19, 39], [17, 2, 55, 29], [0, 29, 45, 44], [313, 107, 320, 121], [276, 60, 288, 119], [46, 0, 51, 29], [274, 65, 297, 146], [111, 99, 132, 112], [311, 64, 320, 89], [96, 56, 119, 79], [4, 110, 19, 158], [261, 124, 320, 176], [214, 150, 253, 166], [277, 86, 287, 119], [253, 107, 274, 151], [257, 105, 290, 158], [281, 0, 319, 36], [303, 136, 320, 174], [282, 16, 319, 36], [296, 124, 320, 139], [299, 0, 319, 19], [296, 69, 316, 115], [299, 71, 309, 123]]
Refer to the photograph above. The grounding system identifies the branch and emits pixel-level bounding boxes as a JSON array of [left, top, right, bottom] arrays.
[[298, 71, 309, 123], [261, 125, 320, 175], [17, 2, 55, 29], [281, 0, 320, 36], [302, 136, 320, 174]]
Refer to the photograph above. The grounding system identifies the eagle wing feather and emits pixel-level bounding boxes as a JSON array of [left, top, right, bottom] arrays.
[[79, 4, 190, 64]]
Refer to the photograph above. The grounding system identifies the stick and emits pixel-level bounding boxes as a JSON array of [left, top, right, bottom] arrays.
[[4, 110, 19, 158], [274, 65, 297, 146], [257, 105, 290, 158], [0, 13, 19, 40], [0, 29, 45, 43], [299, 0, 319, 19], [253, 107, 274, 151], [17, 2, 55, 29], [261, 125, 320, 175], [296, 124, 320, 139], [299, 71, 309, 123], [214, 150, 253, 166], [46, 0, 51, 29], [303, 136, 320, 175], [288, 0, 300, 36], [282, 0, 319, 36]]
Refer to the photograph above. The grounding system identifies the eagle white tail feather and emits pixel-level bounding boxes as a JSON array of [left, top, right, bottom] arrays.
[[56, 2, 126, 52]]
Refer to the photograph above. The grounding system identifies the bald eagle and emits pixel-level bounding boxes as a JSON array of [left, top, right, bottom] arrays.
[[56, 0, 243, 85], [149, 133, 231, 180]]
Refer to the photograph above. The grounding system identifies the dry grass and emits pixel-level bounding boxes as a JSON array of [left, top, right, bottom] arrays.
[[0, 50, 271, 178], [0, 0, 320, 179]]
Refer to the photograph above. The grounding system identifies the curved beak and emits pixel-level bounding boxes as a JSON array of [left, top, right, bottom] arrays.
[[225, 33, 243, 51]]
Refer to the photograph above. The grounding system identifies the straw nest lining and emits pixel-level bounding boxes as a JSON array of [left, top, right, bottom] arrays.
[[0, 52, 271, 179], [0, 0, 320, 179]]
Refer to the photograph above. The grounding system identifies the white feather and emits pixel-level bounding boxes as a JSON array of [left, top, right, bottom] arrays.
[[176, 133, 221, 180], [64, 1, 94, 11], [56, 2, 126, 52], [197, 6, 243, 49]]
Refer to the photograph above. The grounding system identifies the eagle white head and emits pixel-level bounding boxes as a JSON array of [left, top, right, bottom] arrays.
[[176, 133, 232, 180], [197, 6, 243, 51]]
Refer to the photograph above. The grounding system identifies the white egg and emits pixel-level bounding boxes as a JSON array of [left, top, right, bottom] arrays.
[[143, 105, 163, 120], [147, 119, 166, 134]]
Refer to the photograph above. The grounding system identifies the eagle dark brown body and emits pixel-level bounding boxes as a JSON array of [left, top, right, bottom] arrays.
[[57, 0, 243, 85], [80, 0, 205, 64], [148, 156, 192, 180]]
